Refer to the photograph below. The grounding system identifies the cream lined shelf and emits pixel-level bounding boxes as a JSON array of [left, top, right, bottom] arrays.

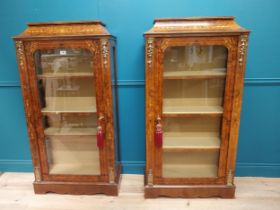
[[164, 68, 226, 79], [38, 72, 93, 79], [42, 107, 96, 113], [44, 127, 97, 136], [163, 132, 220, 151], [163, 105, 223, 115], [41, 97, 97, 113], [41, 54, 92, 58], [163, 98, 224, 115]]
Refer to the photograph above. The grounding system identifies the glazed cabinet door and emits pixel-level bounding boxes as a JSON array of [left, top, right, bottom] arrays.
[[26, 40, 107, 182], [154, 37, 238, 185]]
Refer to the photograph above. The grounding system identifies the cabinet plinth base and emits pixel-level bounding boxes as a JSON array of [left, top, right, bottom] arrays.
[[33, 181, 120, 195], [144, 184, 235, 198], [33, 165, 121, 196]]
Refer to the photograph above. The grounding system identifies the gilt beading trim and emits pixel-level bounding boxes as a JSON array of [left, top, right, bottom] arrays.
[[147, 169, 153, 186], [109, 167, 115, 184], [101, 39, 109, 66], [227, 169, 233, 185], [34, 166, 42, 182], [15, 41, 25, 69], [239, 35, 248, 66], [146, 38, 154, 68]]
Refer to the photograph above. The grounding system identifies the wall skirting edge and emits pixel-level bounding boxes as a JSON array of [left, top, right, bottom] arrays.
[[0, 81, 21, 87], [244, 78, 280, 85], [235, 162, 280, 177], [121, 161, 145, 174], [0, 160, 33, 172]]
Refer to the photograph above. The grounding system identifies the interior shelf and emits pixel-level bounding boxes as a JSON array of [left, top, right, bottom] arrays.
[[42, 107, 96, 114], [41, 54, 92, 58], [49, 163, 100, 175], [162, 164, 218, 178], [163, 105, 223, 116], [163, 97, 224, 115], [164, 68, 226, 79], [44, 127, 97, 136], [163, 132, 220, 151], [42, 97, 97, 114], [38, 72, 93, 79]]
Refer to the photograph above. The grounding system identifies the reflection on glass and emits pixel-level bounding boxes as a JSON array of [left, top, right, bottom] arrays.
[[162, 45, 227, 178], [43, 114, 97, 135], [164, 45, 227, 78], [34, 48, 100, 175], [37, 48, 93, 75], [39, 78, 96, 113]]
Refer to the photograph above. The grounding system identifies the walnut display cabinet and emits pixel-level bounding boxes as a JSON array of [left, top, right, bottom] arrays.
[[144, 17, 250, 198], [13, 21, 120, 195]]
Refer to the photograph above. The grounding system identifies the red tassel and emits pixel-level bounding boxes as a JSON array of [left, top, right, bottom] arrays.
[[97, 126, 104, 148], [155, 123, 163, 147]]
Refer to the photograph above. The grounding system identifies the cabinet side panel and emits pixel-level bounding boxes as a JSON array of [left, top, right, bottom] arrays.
[[227, 34, 249, 185], [14, 40, 42, 182], [145, 37, 157, 185], [110, 40, 121, 177], [101, 38, 117, 183]]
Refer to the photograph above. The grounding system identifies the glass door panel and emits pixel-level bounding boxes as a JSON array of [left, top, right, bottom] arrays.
[[46, 135, 99, 175], [34, 48, 100, 175], [162, 45, 227, 179], [162, 117, 221, 178]]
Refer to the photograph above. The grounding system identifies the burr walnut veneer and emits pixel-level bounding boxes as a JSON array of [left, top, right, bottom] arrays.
[[144, 17, 250, 198], [13, 21, 120, 195]]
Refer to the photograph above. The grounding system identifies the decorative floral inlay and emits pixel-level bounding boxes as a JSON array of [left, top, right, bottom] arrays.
[[23, 25, 105, 36], [154, 24, 230, 31], [85, 40, 98, 55]]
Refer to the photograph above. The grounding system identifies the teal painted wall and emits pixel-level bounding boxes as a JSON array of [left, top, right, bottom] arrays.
[[0, 0, 280, 177]]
